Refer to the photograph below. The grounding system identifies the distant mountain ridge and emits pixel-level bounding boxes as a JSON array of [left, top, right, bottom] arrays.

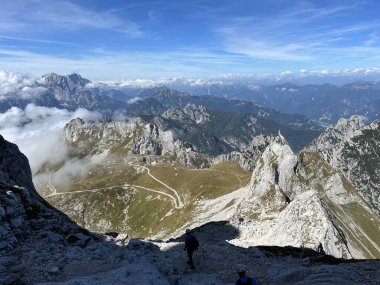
[[0, 73, 324, 150], [0, 73, 322, 128], [0, 72, 129, 112], [161, 82, 380, 125], [128, 86, 322, 132], [2, 72, 379, 125]]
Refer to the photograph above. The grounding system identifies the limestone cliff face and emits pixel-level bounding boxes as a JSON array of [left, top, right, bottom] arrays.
[[195, 134, 379, 259], [266, 191, 352, 258], [162, 103, 210, 124], [63, 117, 211, 168], [213, 135, 275, 171], [308, 116, 380, 215], [0, 136, 89, 254], [249, 136, 298, 203], [247, 134, 364, 208], [0, 135, 36, 193]]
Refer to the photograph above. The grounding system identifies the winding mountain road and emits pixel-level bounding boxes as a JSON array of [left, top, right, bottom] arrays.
[[129, 162, 184, 208], [43, 186, 120, 198], [43, 161, 185, 209]]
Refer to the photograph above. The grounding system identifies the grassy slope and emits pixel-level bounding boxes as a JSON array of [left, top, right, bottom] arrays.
[[45, 159, 251, 238]]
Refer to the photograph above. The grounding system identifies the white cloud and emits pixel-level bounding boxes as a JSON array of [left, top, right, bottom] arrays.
[[0, 104, 102, 172], [0, 48, 247, 79], [51, 154, 107, 188], [222, 37, 313, 62], [89, 67, 380, 89], [127, 97, 143, 104], [0, 70, 47, 101], [0, 0, 142, 36], [216, 2, 380, 63]]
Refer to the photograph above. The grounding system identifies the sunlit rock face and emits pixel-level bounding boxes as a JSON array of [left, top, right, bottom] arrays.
[[308, 115, 380, 215]]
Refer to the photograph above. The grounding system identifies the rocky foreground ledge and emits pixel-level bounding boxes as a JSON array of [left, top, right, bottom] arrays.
[[1, 135, 379, 284]]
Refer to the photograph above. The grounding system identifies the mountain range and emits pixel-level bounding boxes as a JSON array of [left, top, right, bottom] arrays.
[[144, 81, 380, 125], [1, 134, 379, 284], [0, 73, 321, 130], [1, 72, 379, 127], [31, 113, 380, 261], [1, 72, 380, 284], [2, 114, 379, 283]]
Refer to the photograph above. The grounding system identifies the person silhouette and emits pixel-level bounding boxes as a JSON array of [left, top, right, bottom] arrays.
[[184, 229, 198, 269], [235, 268, 257, 285]]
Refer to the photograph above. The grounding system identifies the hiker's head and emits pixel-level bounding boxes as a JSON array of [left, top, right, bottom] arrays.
[[186, 229, 191, 235], [237, 268, 246, 277]]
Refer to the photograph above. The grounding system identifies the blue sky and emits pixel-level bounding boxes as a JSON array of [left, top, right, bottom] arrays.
[[0, 0, 380, 79]]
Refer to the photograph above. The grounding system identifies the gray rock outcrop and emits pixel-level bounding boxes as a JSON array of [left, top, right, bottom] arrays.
[[213, 135, 275, 171], [307, 115, 380, 215]]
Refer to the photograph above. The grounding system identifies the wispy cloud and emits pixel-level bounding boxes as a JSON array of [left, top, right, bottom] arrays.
[[0, 0, 142, 36], [216, 1, 380, 63], [364, 32, 380, 46], [0, 47, 249, 79], [0, 104, 102, 171], [0, 35, 80, 46]]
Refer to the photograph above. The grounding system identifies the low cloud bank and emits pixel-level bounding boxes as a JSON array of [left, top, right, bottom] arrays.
[[0, 104, 102, 171], [0, 71, 47, 101]]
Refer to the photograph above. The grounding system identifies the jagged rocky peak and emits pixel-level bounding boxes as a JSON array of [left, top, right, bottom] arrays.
[[334, 115, 365, 134], [41, 73, 91, 96], [61, 117, 209, 168], [42, 72, 90, 87], [134, 120, 176, 152], [249, 134, 298, 202], [162, 103, 210, 124], [229, 133, 378, 259], [241, 126, 380, 257], [307, 116, 380, 215], [213, 134, 275, 171], [183, 104, 210, 124], [248, 133, 363, 206], [64, 118, 89, 143], [248, 134, 276, 149], [155, 86, 189, 97], [307, 115, 367, 159], [131, 122, 211, 167], [64, 117, 143, 155]]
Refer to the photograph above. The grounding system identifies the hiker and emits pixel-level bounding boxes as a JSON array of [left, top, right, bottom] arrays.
[[235, 269, 257, 285], [317, 242, 324, 254], [184, 229, 199, 269]]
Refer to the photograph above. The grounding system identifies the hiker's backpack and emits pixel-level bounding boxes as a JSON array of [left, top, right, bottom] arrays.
[[237, 277, 257, 285], [190, 236, 199, 251]]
